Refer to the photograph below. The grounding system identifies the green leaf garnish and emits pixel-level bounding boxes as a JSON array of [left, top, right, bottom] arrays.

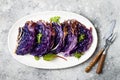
[[34, 56, 40, 61], [50, 16, 60, 23], [74, 52, 83, 59], [79, 34, 85, 42], [43, 53, 57, 61], [37, 33, 42, 43]]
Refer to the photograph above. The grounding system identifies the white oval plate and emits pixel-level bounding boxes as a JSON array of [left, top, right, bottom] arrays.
[[8, 11, 98, 69]]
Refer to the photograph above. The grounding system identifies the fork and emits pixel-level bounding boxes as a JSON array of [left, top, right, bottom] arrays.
[[96, 33, 117, 74], [85, 33, 117, 73]]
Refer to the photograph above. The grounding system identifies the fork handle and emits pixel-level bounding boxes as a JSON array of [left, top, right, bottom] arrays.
[[96, 53, 106, 74], [85, 49, 104, 72]]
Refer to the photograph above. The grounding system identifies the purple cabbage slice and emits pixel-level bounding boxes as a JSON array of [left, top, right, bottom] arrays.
[[77, 23, 93, 52], [61, 20, 78, 56], [51, 23, 64, 53], [46, 23, 56, 50], [16, 21, 37, 55], [30, 20, 51, 56], [70, 22, 93, 54], [61, 21, 68, 50]]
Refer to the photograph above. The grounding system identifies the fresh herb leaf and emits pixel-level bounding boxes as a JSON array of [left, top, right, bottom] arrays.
[[79, 34, 85, 42], [74, 52, 83, 59], [50, 16, 60, 23], [37, 33, 42, 43], [43, 53, 57, 61], [34, 56, 40, 61]]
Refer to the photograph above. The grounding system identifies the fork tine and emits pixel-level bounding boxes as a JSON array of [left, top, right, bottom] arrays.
[[107, 33, 113, 40], [111, 33, 117, 42], [108, 33, 117, 42]]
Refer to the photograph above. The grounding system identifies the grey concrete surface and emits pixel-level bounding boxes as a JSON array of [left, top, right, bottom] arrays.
[[0, 0, 120, 80]]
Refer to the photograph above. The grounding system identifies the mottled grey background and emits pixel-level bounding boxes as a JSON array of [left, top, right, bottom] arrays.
[[0, 0, 120, 80]]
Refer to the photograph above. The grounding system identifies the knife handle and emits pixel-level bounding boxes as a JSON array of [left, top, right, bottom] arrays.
[[85, 49, 104, 72], [96, 53, 106, 74]]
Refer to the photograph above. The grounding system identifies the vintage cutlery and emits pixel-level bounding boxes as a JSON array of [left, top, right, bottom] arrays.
[[96, 33, 117, 74]]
